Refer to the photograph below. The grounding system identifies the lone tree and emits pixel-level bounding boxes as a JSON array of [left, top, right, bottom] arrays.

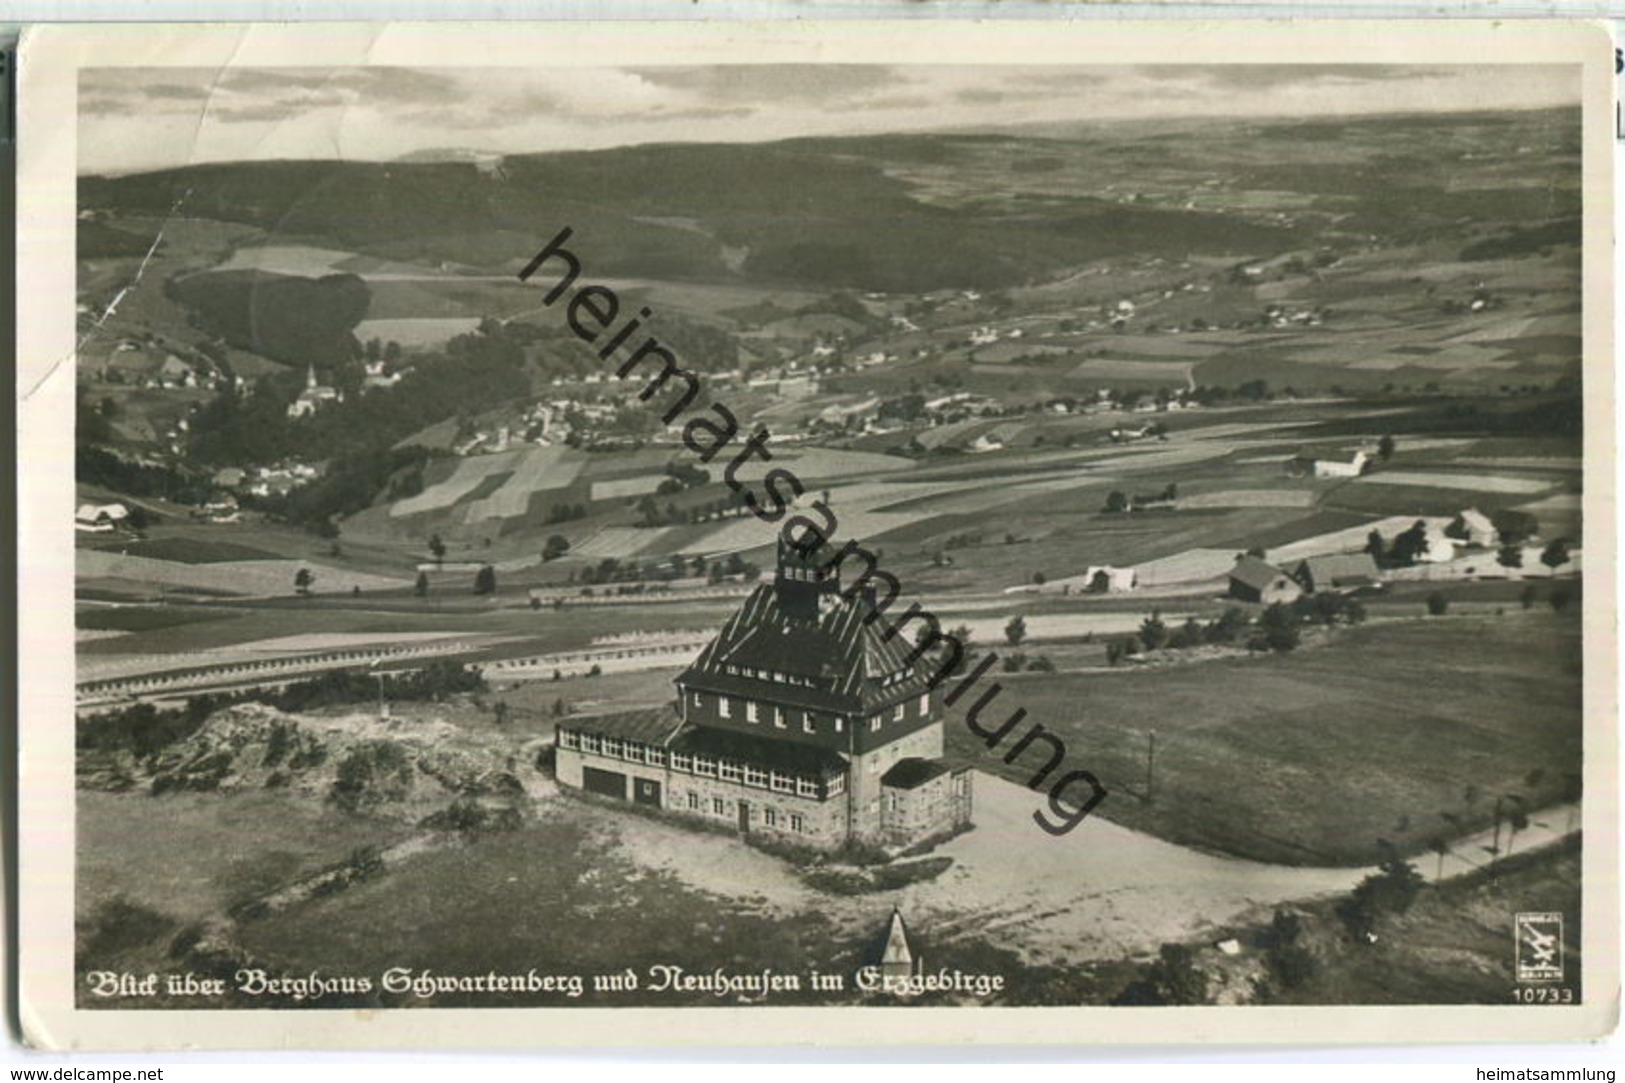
[[1388, 519, 1430, 566], [1492, 508, 1539, 548], [1426, 591, 1449, 616], [1377, 434, 1396, 461], [294, 567, 314, 596], [1540, 538, 1571, 575], [473, 564, 496, 595], [429, 533, 447, 564], [1103, 490, 1130, 514], [1139, 611, 1170, 651], [1004, 614, 1028, 647], [1205, 606, 1249, 645], [1497, 544, 1524, 571], [414, 570, 429, 597], [1427, 836, 1450, 882], [1365, 529, 1386, 565], [1257, 602, 1300, 652], [542, 534, 571, 562], [1503, 797, 1531, 859]]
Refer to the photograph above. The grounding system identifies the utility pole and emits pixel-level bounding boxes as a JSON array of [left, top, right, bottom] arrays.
[[1145, 729, 1157, 805], [1491, 796, 1503, 859]]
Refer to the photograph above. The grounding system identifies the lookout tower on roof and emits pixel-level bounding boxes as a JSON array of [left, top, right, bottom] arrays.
[[773, 537, 840, 621], [551, 539, 973, 850]]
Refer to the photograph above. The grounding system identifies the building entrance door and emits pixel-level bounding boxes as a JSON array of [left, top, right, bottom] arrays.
[[737, 800, 751, 833]]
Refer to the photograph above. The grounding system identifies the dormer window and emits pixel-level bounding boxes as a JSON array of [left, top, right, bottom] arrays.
[[892, 703, 905, 722], [919, 692, 930, 714]]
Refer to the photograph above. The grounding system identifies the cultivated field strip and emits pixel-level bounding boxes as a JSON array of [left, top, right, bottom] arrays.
[[76, 549, 406, 596], [460, 446, 584, 521], [391, 451, 526, 517], [1355, 470, 1553, 494]]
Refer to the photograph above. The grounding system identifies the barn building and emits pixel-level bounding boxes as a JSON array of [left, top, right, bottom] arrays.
[[1288, 553, 1381, 595], [554, 542, 974, 850], [1226, 556, 1303, 605]]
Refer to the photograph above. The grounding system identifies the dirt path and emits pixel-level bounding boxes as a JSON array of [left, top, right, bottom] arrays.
[[595, 772, 1582, 968], [896, 774, 1363, 964], [909, 776, 1580, 965]]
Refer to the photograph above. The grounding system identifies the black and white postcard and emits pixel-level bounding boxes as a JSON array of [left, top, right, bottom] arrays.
[[15, 19, 1618, 1048]]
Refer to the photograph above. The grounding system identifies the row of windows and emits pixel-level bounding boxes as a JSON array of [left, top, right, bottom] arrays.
[[559, 728, 845, 798], [720, 663, 820, 688], [696, 691, 932, 734], [683, 791, 807, 833], [714, 695, 837, 734]]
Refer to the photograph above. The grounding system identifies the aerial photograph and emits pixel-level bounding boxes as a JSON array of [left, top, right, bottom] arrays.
[[69, 58, 1587, 1010]]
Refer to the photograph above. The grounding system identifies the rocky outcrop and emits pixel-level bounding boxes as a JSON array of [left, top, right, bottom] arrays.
[[140, 702, 533, 823]]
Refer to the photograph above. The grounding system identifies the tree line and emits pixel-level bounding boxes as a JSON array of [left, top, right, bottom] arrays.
[[78, 660, 488, 759]]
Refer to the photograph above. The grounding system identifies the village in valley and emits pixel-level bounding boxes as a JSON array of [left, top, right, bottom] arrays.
[[70, 91, 1585, 1009]]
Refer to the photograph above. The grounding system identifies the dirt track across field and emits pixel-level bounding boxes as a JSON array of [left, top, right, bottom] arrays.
[[602, 772, 1579, 966]]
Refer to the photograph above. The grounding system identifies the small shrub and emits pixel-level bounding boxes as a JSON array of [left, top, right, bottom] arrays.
[[804, 856, 953, 895], [77, 896, 175, 963], [1257, 602, 1300, 652], [1111, 943, 1209, 1006], [1264, 908, 1317, 991], [1338, 852, 1426, 941], [1425, 591, 1449, 616], [330, 741, 414, 811]]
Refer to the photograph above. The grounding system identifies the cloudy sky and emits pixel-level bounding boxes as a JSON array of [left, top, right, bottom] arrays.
[[79, 63, 1580, 175]]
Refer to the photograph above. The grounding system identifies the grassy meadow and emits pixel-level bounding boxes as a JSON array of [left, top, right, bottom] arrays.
[[948, 609, 1583, 866]]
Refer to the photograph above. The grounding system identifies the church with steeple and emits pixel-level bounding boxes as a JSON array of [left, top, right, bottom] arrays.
[[554, 541, 974, 850], [285, 364, 343, 419]]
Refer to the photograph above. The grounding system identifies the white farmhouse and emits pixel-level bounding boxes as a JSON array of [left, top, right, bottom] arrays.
[[1312, 451, 1370, 478]]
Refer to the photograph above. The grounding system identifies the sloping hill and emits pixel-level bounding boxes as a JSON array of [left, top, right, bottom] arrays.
[[80, 135, 1295, 293]]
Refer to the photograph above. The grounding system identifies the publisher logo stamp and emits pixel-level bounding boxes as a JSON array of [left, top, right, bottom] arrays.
[[1515, 912, 1564, 982]]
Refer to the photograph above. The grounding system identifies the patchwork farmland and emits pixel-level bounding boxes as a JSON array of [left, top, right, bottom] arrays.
[[69, 99, 1591, 1009]]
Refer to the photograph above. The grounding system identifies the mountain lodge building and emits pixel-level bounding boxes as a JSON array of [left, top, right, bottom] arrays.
[[554, 541, 974, 850]]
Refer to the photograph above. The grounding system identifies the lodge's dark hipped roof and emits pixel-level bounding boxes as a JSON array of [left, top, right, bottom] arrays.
[[679, 581, 934, 714]]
